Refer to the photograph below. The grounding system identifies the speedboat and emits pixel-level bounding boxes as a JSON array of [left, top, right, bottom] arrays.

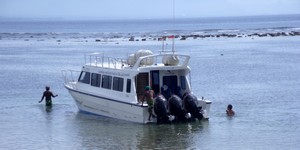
[[62, 42, 212, 124]]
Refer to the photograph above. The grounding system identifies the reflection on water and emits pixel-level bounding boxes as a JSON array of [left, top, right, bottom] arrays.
[[137, 122, 208, 149], [45, 106, 52, 113], [71, 112, 210, 149]]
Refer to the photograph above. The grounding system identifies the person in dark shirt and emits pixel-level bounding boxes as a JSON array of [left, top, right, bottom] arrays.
[[39, 86, 58, 106]]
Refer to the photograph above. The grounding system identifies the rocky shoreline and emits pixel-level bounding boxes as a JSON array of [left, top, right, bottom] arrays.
[[1, 30, 300, 42], [128, 30, 300, 41]]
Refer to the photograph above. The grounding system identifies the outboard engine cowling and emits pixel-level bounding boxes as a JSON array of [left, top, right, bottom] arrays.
[[183, 93, 203, 121], [154, 95, 170, 124], [168, 94, 187, 122]]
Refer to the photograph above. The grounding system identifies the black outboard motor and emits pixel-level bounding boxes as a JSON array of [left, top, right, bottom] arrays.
[[154, 95, 171, 124], [168, 94, 188, 122], [183, 93, 203, 121]]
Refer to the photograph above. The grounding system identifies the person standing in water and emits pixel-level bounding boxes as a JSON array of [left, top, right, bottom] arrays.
[[142, 86, 156, 121], [39, 86, 58, 106], [226, 104, 235, 116]]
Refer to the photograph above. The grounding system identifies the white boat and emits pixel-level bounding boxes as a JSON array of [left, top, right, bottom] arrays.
[[62, 45, 212, 124]]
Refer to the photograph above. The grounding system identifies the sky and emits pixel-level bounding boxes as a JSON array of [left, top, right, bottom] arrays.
[[1, 0, 300, 20]]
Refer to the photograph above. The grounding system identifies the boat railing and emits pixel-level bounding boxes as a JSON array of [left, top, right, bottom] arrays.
[[61, 70, 81, 89], [84, 52, 191, 69], [85, 52, 127, 69], [132, 52, 191, 69]]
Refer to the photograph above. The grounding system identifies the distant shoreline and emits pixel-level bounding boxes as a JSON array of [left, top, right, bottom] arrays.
[[1, 30, 300, 43]]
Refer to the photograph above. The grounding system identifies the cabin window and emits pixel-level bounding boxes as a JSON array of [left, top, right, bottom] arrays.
[[152, 71, 159, 84], [78, 71, 90, 84], [180, 76, 186, 90], [101, 75, 112, 89], [113, 77, 124, 92], [91, 73, 101, 87], [126, 79, 131, 93]]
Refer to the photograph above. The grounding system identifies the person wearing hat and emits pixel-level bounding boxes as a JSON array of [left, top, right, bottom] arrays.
[[39, 86, 58, 107], [142, 86, 156, 121]]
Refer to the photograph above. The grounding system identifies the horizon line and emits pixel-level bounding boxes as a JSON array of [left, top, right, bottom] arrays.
[[1, 13, 300, 22]]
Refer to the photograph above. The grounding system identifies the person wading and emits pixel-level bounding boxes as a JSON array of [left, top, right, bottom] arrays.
[[39, 86, 58, 107], [226, 104, 235, 116]]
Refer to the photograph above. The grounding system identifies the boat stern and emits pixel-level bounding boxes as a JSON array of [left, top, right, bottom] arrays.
[[197, 99, 212, 120]]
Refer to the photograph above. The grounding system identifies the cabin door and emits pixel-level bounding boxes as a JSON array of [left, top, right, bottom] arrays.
[[136, 73, 149, 102], [150, 70, 160, 94], [163, 75, 178, 96]]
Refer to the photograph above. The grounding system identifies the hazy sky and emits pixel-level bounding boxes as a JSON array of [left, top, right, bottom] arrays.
[[1, 0, 300, 20]]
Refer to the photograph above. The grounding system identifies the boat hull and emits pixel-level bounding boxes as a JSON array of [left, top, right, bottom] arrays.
[[66, 86, 149, 124]]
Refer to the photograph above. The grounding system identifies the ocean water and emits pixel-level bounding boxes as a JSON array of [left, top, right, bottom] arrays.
[[1, 14, 300, 35], [0, 15, 300, 149]]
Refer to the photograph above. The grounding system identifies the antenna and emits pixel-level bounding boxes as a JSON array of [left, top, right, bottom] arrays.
[[162, 37, 165, 51], [171, 0, 175, 53], [160, 0, 176, 53], [173, 0, 175, 25]]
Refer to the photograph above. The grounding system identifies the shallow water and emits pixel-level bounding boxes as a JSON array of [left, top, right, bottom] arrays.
[[0, 36, 300, 149]]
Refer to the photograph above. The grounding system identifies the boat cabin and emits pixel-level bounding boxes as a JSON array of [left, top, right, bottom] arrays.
[[75, 50, 192, 103]]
